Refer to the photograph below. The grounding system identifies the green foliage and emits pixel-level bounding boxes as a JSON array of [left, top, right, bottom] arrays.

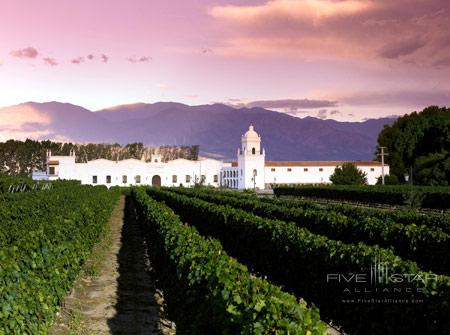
[[273, 185, 450, 209], [185, 187, 450, 234], [377, 106, 450, 185], [147, 187, 450, 335], [376, 174, 399, 185], [169, 187, 450, 275], [131, 187, 326, 334], [0, 182, 120, 334], [0, 139, 199, 176], [329, 163, 367, 185]]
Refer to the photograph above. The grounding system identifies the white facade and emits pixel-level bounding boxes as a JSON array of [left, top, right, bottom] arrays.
[[45, 150, 227, 188], [39, 124, 389, 188]]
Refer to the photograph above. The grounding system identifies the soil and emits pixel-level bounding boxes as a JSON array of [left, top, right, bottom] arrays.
[[50, 195, 176, 335]]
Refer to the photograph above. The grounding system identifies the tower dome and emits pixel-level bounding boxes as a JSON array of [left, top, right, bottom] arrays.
[[243, 124, 259, 139], [241, 124, 261, 153]]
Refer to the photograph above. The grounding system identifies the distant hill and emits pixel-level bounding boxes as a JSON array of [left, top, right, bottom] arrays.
[[0, 101, 396, 160]]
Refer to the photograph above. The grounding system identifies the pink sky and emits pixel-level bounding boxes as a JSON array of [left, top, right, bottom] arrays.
[[0, 0, 449, 121]]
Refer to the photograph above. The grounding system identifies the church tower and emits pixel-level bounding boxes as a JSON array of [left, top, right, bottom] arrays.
[[237, 124, 265, 189]]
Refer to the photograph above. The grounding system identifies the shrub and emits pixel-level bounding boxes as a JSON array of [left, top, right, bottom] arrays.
[[0, 183, 120, 333], [131, 187, 326, 334], [330, 163, 368, 185], [148, 187, 450, 335]]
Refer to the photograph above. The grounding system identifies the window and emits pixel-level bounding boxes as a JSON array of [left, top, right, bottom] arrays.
[[186, 175, 191, 183], [106, 175, 111, 184], [172, 175, 177, 183], [135, 175, 141, 183], [287, 168, 292, 172], [122, 175, 127, 184], [92, 175, 97, 184], [370, 168, 375, 172], [304, 168, 308, 172], [319, 168, 323, 172], [154, 159, 158, 163], [271, 168, 276, 172], [252, 147, 256, 154], [49, 166, 55, 175], [214, 175, 218, 183], [201, 175, 206, 183], [253, 169, 257, 176]]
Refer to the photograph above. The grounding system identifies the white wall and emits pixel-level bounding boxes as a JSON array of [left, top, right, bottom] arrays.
[[46, 155, 226, 188], [264, 164, 389, 186], [264, 165, 335, 186]]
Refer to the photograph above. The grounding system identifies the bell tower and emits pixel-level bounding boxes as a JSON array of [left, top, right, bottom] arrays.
[[237, 124, 265, 189]]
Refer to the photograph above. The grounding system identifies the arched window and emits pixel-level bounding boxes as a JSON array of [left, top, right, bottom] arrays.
[[252, 147, 256, 155], [135, 175, 141, 183]]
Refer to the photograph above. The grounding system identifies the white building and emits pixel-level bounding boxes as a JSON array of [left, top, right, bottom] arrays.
[[39, 124, 388, 188]]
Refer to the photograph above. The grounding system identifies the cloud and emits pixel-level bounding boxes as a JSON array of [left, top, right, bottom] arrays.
[[10, 47, 39, 58], [210, 0, 450, 67], [211, 0, 370, 22], [378, 39, 427, 59], [433, 56, 450, 67], [156, 83, 169, 90], [87, 54, 94, 60], [316, 109, 328, 119], [201, 48, 213, 54], [127, 55, 151, 63], [43, 57, 58, 66], [71, 57, 84, 64], [339, 90, 450, 107], [100, 54, 109, 63], [284, 110, 311, 116], [185, 94, 199, 100], [232, 98, 338, 111], [0, 104, 51, 141]]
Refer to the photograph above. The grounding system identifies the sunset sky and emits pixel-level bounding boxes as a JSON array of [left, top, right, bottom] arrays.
[[1, 0, 450, 121]]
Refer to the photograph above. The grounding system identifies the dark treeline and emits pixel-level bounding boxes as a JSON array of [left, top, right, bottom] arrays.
[[0, 139, 199, 176], [376, 106, 450, 186]]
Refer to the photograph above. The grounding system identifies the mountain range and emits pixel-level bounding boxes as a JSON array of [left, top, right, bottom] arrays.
[[0, 101, 396, 161]]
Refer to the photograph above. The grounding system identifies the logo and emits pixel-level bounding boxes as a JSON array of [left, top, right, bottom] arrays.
[[326, 256, 438, 304]]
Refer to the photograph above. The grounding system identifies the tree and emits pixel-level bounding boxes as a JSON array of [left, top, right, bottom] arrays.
[[190, 145, 199, 161], [376, 106, 450, 185], [0, 139, 199, 176], [376, 174, 399, 185], [330, 163, 367, 185]]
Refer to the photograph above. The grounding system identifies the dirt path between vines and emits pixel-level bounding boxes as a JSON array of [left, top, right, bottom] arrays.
[[51, 195, 176, 335]]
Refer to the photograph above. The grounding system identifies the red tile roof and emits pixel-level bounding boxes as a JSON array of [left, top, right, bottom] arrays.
[[265, 160, 383, 167]]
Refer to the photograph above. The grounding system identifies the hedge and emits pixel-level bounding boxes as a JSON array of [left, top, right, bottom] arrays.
[[198, 187, 450, 234], [0, 184, 120, 334], [147, 187, 450, 335], [131, 187, 327, 335], [273, 185, 450, 209], [170, 187, 450, 275], [264, 195, 450, 234]]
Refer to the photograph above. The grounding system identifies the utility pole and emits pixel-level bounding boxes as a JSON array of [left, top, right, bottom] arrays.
[[378, 147, 388, 185]]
